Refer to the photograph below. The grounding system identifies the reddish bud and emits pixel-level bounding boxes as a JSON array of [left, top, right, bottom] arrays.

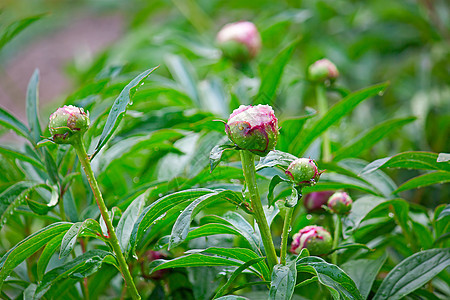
[[285, 158, 321, 187], [225, 105, 278, 156], [327, 192, 353, 215], [290, 225, 332, 256], [308, 59, 339, 83], [217, 21, 262, 61], [304, 191, 335, 213], [49, 105, 89, 144]]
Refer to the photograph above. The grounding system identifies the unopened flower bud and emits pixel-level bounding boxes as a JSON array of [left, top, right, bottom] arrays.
[[285, 158, 321, 187], [49, 105, 89, 144], [327, 191, 352, 215], [225, 105, 278, 156], [217, 21, 262, 61], [290, 225, 332, 256], [304, 191, 334, 213], [308, 59, 339, 83]]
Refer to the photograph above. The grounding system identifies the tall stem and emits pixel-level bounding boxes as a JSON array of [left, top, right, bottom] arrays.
[[316, 84, 331, 162], [240, 150, 278, 270], [280, 207, 294, 265], [72, 137, 140, 300], [331, 215, 342, 265]]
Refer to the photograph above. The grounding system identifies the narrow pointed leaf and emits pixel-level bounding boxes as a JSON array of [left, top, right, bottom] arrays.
[[394, 171, 450, 193], [0, 145, 44, 169], [294, 82, 389, 156], [0, 13, 46, 49], [59, 219, 103, 258], [26, 69, 42, 143], [93, 66, 159, 157], [0, 107, 30, 139], [373, 248, 450, 300]]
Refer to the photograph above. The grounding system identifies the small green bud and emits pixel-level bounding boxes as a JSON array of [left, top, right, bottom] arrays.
[[285, 158, 321, 187], [290, 225, 332, 256], [327, 191, 352, 215], [217, 21, 262, 62], [49, 105, 90, 144], [225, 105, 278, 156], [308, 59, 339, 83]]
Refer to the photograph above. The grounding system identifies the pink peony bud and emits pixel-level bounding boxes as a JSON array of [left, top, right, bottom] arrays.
[[304, 191, 335, 213], [225, 105, 278, 156], [290, 225, 332, 256], [285, 158, 321, 187], [327, 191, 353, 215], [216, 21, 262, 61], [308, 59, 339, 83], [49, 105, 90, 144]]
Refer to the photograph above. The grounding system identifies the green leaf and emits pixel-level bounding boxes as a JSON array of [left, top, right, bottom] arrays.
[[169, 190, 252, 249], [254, 39, 299, 105], [0, 13, 46, 50], [361, 151, 450, 175], [93, 66, 159, 158], [37, 233, 66, 281], [25, 184, 59, 215], [278, 109, 317, 154], [26, 69, 42, 143], [294, 82, 389, 156], [256, 150, 298, 171], [215, 296, 250, 300], [394, 171, 450, 193], [150, 253, 242, 274], [0, 107, 30, 139], [201, 247, 270, 280], [373, 248, 450, 300], [267, 175, 290, 206], [436, 204, 450, 221], [0, 145, 44, 169], [297, 256, 363, 300], [165, 54, 200, 105], [0, 222, 72, 290], [341, 253, 387, 299], [210, 144, 236, 173], [130, 188, 214, 254], [116, 192, 146, 256], [0, 182, 46, 231], [34, 249, 115, 299], [334, 117, 416, 161], [269, 262, 297, 300], [214, 257, 266, 299], [60, 219, 103, 259]]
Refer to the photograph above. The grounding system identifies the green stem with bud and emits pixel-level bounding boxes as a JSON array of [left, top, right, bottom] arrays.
[[72, 137, 140, 300], [316, 84, 331, 162], [331, 214, 342, 265], [240, 150, 278, 270], [280, 206, 294, 265]]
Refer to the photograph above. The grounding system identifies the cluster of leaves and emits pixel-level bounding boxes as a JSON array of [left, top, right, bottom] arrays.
[[1, 1, 449, 299]]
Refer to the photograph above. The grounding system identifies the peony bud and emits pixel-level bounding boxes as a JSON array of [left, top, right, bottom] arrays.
[[49, 105, 90, 144], [285, 158, 321, 187], [308, 59, 339, 83], [145, 250, 168, 280], [327, 191, 352, 215], [217, 21, 262, 61], [290, 225, 332, 256], [304, 191, 335, 213], [225, 105, 278, 156]]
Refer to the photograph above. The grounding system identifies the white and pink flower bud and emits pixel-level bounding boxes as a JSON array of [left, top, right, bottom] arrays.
[[225, 105, 278, 156], [49, 105, 90, 144], [216, 21, 262, 61], [327, 191, 353, 215], [285, 158, 321, 187], [308, 59, 339, 83], [290, 225, 332, 256]]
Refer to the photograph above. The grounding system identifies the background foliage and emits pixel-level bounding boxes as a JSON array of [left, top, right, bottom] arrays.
[[0, 0, 449, 299]]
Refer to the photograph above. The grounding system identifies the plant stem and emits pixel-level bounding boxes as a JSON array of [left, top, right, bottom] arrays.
[[316, 84, 331, 162], [280, 207, 294, 265], [72, 137, 140, 300], [240, 150, 278, 270], [331, 214, 341, 265]]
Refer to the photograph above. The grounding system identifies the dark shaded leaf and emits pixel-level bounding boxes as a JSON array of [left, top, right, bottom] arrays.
[[373, 249, 450, 300]]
